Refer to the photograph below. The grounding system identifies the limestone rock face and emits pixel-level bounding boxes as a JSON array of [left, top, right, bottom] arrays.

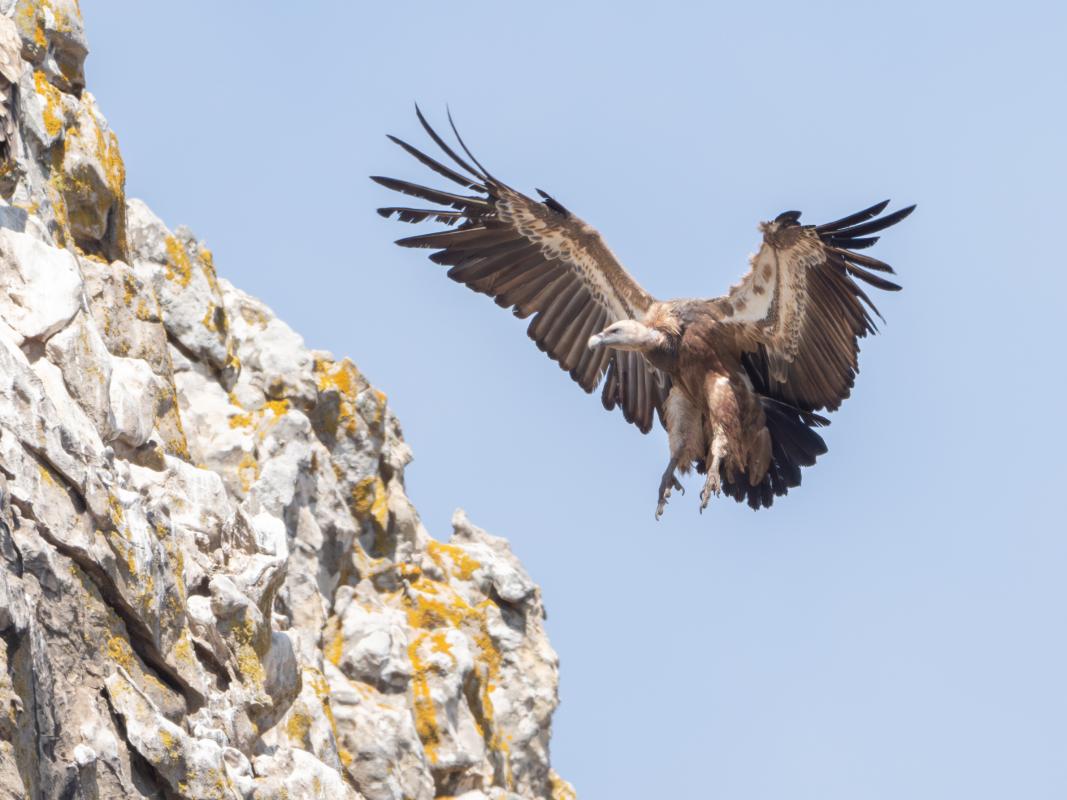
[[0, 4, 575, 799]]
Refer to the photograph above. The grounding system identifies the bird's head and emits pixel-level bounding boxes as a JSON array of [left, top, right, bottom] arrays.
[[587, 319, 661, 352]]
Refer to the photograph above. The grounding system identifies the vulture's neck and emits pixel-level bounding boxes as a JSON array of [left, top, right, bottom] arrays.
[[614, 323, 670, 353]]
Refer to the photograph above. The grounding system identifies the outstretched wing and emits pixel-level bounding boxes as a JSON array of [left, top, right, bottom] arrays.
[[711, 201, 914, 412], [372, 109, 669, 433]]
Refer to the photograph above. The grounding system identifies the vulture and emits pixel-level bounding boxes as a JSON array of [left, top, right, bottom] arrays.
[[372, 109, 914, 517]]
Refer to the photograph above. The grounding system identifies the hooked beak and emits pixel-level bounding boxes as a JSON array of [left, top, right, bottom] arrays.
[[587, 332, 606, 350]]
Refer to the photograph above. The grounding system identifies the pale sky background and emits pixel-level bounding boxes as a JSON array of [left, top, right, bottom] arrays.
[[84, 3, 1066, 798]]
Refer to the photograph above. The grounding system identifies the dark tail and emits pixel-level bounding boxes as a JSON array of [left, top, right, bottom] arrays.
[[721, 396, 829, 510]]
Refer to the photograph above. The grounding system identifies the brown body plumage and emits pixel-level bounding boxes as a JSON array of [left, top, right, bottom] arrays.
[[373, 109, 914, 516]]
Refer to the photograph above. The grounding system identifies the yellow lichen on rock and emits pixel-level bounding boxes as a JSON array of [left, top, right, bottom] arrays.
[[285, 711, 312, 746], [231, 616, 266, 688], [106, 635, 134, 671], [17, 1, 47, 49], [398, 569, 512, 776], [106, 491, 125, 528], [172, 629, 195, 668], [314, 357, 368, 437], [201, 304, 220, 333], [427, 540, 482, 582], [197, 247, 222, 295], [237, 452, 259, 493], [87, 100, 126, 208], [323, 615, 343, 667], [164, 235, 193, 287], [159, 727, 182, 763], [33, 70, 63, 137], [239, 304, 270, 328], [1, 5, 568, 796], [549, 770, 579, 800], [407, 631, 440, 764], [350, 475, 389, 530]]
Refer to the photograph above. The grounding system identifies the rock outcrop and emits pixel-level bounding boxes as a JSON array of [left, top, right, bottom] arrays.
[[0, 4, 574, 798]]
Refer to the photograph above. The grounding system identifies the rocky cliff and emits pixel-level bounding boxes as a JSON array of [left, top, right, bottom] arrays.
[[0, 4, 573, 799]]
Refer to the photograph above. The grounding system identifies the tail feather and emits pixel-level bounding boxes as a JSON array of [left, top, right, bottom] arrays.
[[721, 395, 828, 510]]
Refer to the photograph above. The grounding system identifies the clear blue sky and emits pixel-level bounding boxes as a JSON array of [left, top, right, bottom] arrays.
[[85, 3, 1066, 797]]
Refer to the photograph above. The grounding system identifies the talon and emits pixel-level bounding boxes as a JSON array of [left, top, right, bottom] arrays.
[[656, 461, 682, 520], [699, 474, 719, 512]]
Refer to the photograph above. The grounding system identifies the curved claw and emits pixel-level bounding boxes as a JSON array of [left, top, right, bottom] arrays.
[[699, 473, 721, 512], [656, 462, 686, 519]]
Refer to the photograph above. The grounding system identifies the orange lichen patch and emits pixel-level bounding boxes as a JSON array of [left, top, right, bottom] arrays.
[[36, 462, 56, 486], [430, 630, 456, 668], [164, 235, 193, 287], [228, 411, 253, 429], [33, 70, 63, 138], [323, 615, 343, 666], [396, 562, 422, 582], [361, 388, 389, 430], [315, 357, 360, 397], [106, 636, 134, 671], [404, 582, 471, 631], [91, 111, 126, 205], [427, 540, 482, 582], [103, 529, 137, 582], [136, 572, 156, 611], [407, 632, 440, 764], [285, 711, 312, 746], [172, 629, 195, 667], [228, 399, 287, 434], [350, 475, 389, 530], [134, 298, 155, 321], [265, 398, 290, 417], [303, 667, 330, 699], [314, 357, 367, 437], [162, 386, 192, 461], [16, 0, 48, 51], [237, 452, 259, 493], [158, 727, 182, 763], [223, 348, 240, 378], [231, 616, 266, 688], [201, 304, 219, 332], [549, 771, 578, 800], [197, 247, 222, 295], [401, 575, 510, 778], [106, 491, 125, 528], [239, 304, 270, 328], [122, 272, 139, 307]]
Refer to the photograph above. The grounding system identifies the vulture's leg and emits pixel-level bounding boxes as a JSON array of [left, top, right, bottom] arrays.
[[699, 431, 727, 512], [700, 375, 737, 512], [657, 388, 701, 519], [655, 458, 684, 520]]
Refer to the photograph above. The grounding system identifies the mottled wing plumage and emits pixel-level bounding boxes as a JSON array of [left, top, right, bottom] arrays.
[[373, 109, 669, 433], [712, 201, 914, 412]]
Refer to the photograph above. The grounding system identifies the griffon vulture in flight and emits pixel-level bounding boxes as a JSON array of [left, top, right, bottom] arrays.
[[373, 109, 913, 517]]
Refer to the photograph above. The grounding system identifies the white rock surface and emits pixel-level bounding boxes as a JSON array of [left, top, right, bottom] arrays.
[[0, 228, 81, 340], [0, 4, 574, 800]]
